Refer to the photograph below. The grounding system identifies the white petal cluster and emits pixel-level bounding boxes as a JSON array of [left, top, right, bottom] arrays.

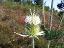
[[25, 16, 32, 24], [32, 15, 41, 25], [25, 14, 41, 25]]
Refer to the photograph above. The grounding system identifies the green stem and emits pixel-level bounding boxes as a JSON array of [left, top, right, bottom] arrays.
[[42, 0, 45, 28], [50, 0, 54, 30], [48, 40, 51, 48], [32, 37, 35, 48]]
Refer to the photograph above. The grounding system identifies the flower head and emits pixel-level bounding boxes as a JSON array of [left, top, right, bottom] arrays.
[[25, 14, 41, 25], [24, 12, 44, 38]]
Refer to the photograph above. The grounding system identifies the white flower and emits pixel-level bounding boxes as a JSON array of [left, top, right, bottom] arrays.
[[32, 15, 41, 25], [25, 14, 41, 25], [25, 16, 32, 24]]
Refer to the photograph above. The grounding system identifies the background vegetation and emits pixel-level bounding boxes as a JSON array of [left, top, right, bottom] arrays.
[[0, 0, 64, 48]]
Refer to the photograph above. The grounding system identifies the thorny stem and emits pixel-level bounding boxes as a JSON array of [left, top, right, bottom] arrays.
[[48, 0, 54, 48]]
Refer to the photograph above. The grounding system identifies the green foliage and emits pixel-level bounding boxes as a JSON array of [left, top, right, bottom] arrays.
[[45, 29, 63, 40]]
